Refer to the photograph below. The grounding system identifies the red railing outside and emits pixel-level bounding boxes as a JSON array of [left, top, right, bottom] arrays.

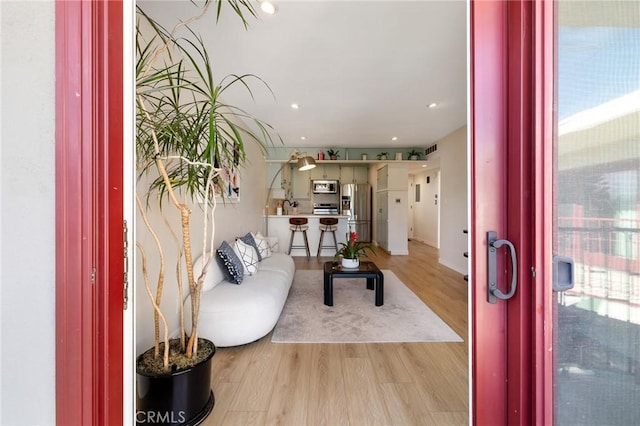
[[557, 215, 640, 314]]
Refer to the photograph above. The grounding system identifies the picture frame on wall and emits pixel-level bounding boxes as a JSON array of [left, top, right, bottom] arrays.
[[216, 166, 240, 203]]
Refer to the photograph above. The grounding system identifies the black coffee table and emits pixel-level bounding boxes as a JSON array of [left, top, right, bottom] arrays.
[[323, 261, 384, 306]]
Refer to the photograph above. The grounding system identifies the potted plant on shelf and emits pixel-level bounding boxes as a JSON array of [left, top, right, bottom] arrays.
[[407, 149, 423, 160], [135, 1, 275, 423], [335, 230, 375, 269], [377, 152, 389, 160], [327, 148, 340, 160]]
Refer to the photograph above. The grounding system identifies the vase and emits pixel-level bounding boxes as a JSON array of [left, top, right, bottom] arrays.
[[341, 257, 359, 269], [136, 338, 216, 425]]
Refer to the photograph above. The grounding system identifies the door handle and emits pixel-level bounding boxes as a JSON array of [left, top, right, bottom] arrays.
[[487, 231, 518, 303], [553, 254, 574, 292]]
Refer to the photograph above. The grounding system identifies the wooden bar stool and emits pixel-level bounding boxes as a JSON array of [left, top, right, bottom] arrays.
[[317, 217, 339, 257], [288, 217, 311, 259]]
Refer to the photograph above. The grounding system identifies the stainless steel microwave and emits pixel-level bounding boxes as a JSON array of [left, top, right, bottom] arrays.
[[312, 180, 339, 194]]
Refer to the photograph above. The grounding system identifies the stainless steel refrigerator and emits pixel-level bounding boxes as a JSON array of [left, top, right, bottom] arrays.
[[340, 183, 372, 242]]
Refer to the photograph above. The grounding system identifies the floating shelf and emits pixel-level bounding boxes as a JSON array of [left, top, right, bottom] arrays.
[[266, 159, 430, 165]]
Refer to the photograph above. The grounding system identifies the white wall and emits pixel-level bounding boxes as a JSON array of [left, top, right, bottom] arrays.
[[134, 1, 272, 355], [0, 2, 56, 424], [135, 142, 267, 355], [438, 126, 468, 274]]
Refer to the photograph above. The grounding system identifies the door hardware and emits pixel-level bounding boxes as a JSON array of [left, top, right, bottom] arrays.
[[552, 254, 574, 292], [487, 231, 518, 304]]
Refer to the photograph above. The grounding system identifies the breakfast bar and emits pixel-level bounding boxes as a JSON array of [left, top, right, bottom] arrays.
[[265, 214, 350, 256]]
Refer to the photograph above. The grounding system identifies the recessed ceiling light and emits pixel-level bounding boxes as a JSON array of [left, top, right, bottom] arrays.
[[290, 103, 299, 110], [300, 136, 307, 140], [428, 102, 438, 108], [391, 136, 398, 141], [422, 165, 427, 167], [260, 1, 278, 15]]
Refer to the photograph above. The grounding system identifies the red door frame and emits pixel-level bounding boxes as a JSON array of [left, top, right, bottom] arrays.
[[470, 1, 509, 422], [471, 1, 554, 424], [531, 1, 555, 423], [55, 1, 124, 424]]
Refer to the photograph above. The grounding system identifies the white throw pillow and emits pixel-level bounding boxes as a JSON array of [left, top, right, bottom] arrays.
[[234, 238, 259, 275], [251, 231, 272, 259]]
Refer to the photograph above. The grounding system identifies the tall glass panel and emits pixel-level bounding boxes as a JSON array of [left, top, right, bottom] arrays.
[[555, 2, 640, 424]]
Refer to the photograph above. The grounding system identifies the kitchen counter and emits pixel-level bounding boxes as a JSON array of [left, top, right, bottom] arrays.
[[266, 214, 349, 218], [265, 215, 350, 256]]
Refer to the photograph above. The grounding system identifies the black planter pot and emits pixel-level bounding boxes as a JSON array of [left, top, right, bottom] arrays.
[[136, 340, 216, 426]]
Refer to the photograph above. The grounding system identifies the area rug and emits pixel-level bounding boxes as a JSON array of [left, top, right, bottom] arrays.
[[271, 269, 463, 343]]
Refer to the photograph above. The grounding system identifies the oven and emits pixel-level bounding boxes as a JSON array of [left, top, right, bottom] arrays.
[[312, 203, 339, 215]]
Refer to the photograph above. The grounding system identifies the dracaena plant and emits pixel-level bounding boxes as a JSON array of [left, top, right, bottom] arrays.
[[136, 0, 278, 372]]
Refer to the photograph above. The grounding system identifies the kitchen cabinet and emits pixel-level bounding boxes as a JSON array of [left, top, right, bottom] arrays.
[[376, 194, 388, 250], [375, 164, 408, 254], [376, 166, 388, 190], [340, 165, 369, 184], [267, 162, 285, 188], [376, 163, 407, 190], [267, 161, 293, 200], [354, 166, 368, 184], [291, 167, 310, 199], [376, 190, 408, 254], [310, 164, 340, 180], [310, 165, 325, 180]]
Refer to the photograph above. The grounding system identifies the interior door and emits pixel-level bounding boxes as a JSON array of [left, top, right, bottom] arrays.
[[552, 2, 640, 424]]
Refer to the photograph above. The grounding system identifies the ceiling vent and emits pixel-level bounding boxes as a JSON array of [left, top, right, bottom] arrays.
[[425, 143, 438, 157]]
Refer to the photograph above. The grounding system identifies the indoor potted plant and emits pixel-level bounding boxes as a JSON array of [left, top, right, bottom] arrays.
[[335, 230, 375, 268], [407, 149, 422, 160], [377, 152, 389, 160], [135, 1, 275, 423], [327, 148, 340, 160]]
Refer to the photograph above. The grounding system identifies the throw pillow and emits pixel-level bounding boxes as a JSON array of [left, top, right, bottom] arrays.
[[215, 241, 244, 284], [238, 232, 262, 261], [251, 231, 273, 259], [234, 238, 259, 275]]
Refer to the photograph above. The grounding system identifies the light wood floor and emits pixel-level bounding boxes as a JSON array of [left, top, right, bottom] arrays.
[[203, 240, 469, 426]]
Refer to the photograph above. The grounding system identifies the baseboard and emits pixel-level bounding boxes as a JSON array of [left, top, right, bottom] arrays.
[[410, 236, 438, 248], [438, 257, 467, 275]]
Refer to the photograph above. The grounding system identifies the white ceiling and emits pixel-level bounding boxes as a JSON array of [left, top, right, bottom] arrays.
[[141, 1, 468, 150]]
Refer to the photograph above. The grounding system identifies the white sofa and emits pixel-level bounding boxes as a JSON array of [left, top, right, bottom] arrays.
[[184, 250, 295, 347]]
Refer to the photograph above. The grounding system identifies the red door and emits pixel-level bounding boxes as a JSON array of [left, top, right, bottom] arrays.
[[55, 1, 124, 424], [470, 1, 554, 424]]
